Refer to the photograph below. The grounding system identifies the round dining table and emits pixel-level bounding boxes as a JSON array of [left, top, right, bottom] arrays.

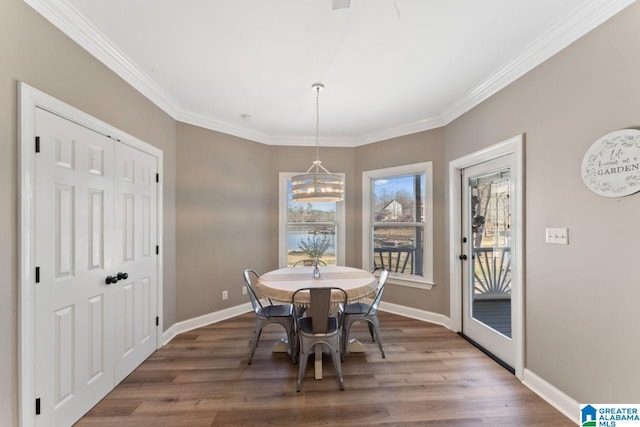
[[256, 265, 377, 379], [255, 265, 377, 304]]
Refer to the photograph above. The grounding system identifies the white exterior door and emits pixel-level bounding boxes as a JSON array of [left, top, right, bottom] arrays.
[[33, 107, 159, 426], [461, 155, 516, 369], [34, 108, 116, 426], [113, 143, 158, 383]]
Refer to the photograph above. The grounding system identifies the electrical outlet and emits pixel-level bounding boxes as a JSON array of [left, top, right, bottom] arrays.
[[242, 286, 247, 295], [545, 227, 569, 245], [222, 290, 228, 300]]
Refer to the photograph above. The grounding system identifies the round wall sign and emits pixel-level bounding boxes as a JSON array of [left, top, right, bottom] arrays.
[[581, 129, 640, 197]]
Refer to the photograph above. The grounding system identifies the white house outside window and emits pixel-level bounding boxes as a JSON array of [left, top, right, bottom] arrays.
[[362, 162, 433, 288], [279, 172, 346, 267]]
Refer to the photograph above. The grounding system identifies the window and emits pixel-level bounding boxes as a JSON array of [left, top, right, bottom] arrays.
[[362, 162, 433, 288], [279, 173, 346, 267]]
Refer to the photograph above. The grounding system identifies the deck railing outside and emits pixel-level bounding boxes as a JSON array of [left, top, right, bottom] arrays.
[[473, 247, 511, 298], [373, 246, 417, 274]]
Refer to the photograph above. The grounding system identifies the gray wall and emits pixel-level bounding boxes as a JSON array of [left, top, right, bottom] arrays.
[[355, 129, 446, 313], [172, 128, 447, 321], [175, 123, 271, 318], [1, 0, 177, 424], [444, 2, 640, 402]]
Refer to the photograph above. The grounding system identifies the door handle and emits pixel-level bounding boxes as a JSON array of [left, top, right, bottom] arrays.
[[106, 272, 128, 284], [459, 254, 468, 260]]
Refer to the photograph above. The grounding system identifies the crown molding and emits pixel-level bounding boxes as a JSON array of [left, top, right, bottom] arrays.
[[441, 0, 636, 124], [354, 115, 446, 146], [177, 111, 359, 147], [24, 0, 181, 117], [175, 110, 271, 144], [265, 134, 357, 147], [25, 0, 636, 147]]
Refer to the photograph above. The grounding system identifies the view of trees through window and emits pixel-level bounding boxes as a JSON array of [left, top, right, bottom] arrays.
[[286, 184, 338, 267], [470, 172, 511, 248], [372, 174, 425, 276], [469, 170, 512, 297]]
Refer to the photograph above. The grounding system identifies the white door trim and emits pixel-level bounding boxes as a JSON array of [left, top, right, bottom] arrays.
[[18, 82, 164, 426], [448, 134, 524, 379]]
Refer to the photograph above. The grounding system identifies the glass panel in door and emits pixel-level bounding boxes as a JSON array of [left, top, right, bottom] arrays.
[[469, 168, 512, 338]]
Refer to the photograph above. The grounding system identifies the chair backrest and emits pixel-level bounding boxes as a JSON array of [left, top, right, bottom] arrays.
[[292, 287, 347, 334], [368, 269, 389, 315], [243, 269, 266, 316]]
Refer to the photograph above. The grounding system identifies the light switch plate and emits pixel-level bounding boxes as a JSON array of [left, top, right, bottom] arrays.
[[546, 227, 569, 245]]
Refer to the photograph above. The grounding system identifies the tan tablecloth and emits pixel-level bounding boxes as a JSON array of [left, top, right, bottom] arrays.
[[256, 266, 377, 304]]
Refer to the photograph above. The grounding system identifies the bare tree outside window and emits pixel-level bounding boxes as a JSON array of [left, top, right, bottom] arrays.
[[372, 174, 425, 276]]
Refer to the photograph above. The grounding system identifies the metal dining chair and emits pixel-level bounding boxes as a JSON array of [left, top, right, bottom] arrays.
[[243, 269, 296, 365], [292, 287, 347, 391], [342, 268, 389, 361]]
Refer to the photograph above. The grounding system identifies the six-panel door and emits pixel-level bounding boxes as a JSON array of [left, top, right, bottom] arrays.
[[34, 108, 158, 426]]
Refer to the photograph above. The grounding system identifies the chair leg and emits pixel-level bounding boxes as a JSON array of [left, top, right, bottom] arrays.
[[289, 327, 298, 365], [330, 337, 345, 391], [368, 322, 375, 342], [341, 318, 352, 362], [248, 323, 263, 365], [369, 317, 385, 358], [296, 343, 309, 392]]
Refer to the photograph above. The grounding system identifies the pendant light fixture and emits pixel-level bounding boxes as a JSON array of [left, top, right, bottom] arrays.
[[291, 83, 345, 203]]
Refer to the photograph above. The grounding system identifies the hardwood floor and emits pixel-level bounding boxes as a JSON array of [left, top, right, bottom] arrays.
[[76, 311, 573, 426]]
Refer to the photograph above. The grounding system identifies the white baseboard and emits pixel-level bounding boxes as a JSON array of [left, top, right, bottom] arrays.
[[378, 301, 451, 329], [162, 301, 448, 344], [522, 368, 579, 425], [162, 302, 252, 345], [162, 324, 178, 346]]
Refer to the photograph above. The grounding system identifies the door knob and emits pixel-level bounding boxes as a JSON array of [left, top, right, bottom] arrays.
[[117, 272, 128, 281], [459, 254, 468, 260], [105, 275, 118, 285]]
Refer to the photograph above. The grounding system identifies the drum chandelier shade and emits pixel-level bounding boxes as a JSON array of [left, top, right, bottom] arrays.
[[291, 83, 345, 203]]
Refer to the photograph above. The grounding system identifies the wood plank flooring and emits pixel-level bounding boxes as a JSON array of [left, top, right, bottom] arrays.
[[75, 311, 573, 426]]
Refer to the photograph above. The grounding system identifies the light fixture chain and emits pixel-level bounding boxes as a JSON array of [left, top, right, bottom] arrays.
[[315, 85, 320, 172]]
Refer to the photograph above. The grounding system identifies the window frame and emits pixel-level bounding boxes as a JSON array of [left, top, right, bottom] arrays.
[[279, 172, 346, 268], [362, 162, 434, 289]]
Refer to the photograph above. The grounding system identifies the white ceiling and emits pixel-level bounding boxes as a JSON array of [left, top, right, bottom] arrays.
[[27, 0, 634, 146]]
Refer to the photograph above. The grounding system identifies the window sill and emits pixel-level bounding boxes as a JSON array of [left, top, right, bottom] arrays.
[[382, 274, 435, 290]]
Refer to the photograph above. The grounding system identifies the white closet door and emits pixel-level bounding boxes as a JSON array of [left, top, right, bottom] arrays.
[[113, 143, 158, 383], [34, 108, 115, 426]]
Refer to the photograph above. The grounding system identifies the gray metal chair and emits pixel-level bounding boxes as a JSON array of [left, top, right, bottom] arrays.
[[292, 287, 347, 392], [342, 269, 389, 361], [243, 269, 296, 365]]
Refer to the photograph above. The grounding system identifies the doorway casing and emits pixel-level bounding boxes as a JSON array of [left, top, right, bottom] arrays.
[[448, 134, 524, 379]]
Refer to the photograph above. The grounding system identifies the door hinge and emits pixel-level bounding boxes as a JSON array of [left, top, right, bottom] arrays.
[[35, 398, 41, 415], [156, 245, 159, 255], [156, 173, 159, 183], [35, 136, 40, 153], [156, 316, 159, 326], [35, 267, 40, 283]]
